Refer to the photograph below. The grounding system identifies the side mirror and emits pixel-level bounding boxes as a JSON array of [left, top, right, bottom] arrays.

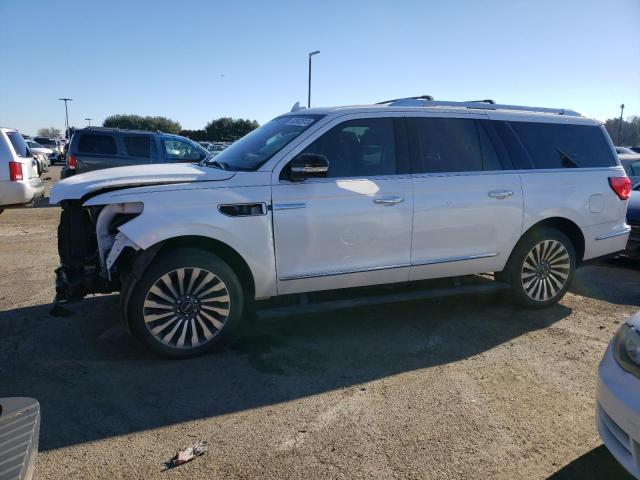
[[288, 153, 329, 181]]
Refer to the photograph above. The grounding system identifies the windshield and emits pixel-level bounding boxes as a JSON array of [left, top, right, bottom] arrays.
[[203, 114, 324, 171]]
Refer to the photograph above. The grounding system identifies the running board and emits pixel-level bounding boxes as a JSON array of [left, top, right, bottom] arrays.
[[256, 279, 511, 320]]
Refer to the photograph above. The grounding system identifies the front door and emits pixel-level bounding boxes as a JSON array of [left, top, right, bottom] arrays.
[[407, 115, 523, 280], [272, 116, 413, 295]]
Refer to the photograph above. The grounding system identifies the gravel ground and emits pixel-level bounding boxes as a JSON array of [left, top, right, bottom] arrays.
[[0, 166, 638, 479]]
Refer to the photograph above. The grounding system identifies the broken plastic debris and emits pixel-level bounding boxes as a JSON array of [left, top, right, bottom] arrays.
[[167, 440, 208, 468]]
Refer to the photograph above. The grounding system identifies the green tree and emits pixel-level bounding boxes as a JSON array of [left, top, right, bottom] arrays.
[[179, 129, 209, 142], [37, 127, 61, 138], [604, 116, 640, 146], [204, 117, 259, 142], [102, 114, 182, 134]]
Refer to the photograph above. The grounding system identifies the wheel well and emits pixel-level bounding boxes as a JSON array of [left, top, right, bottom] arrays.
[[522, 217, 585, 264], [156, 236, 256, 297]]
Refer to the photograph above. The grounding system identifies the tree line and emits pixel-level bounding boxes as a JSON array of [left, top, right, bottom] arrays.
[[36, 113, 640, 147], [604, 116, 640, 146]]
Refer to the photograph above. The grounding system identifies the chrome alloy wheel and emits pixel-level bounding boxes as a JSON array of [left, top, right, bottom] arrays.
[[143, 267, 230, 349], [521, 240, 571, 302]]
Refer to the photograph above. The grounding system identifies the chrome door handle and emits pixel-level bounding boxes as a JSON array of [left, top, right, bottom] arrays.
[[374, 195, 404, 205], [488, 190, 513, 199]]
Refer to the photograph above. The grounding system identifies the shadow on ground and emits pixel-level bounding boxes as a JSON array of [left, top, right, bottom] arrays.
[[570, 261, 640, 307], [548, 445, 634, 480], [0, 287, 571, 452]]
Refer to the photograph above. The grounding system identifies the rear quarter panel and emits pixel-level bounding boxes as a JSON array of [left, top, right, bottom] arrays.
[[520, 166, 629, 260]]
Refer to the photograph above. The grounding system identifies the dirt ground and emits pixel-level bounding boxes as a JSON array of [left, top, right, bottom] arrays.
[[1, 166, 638, 479]]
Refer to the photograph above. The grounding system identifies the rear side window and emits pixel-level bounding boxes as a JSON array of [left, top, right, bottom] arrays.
[[124, 136, 151, 158], [509, 122, 616, 169], [411, 118, 501, 173], [5, 131, 29, 157], [77, 134, 117, 155]]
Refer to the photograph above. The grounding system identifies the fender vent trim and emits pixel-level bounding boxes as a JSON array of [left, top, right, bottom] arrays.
[[218, 203, 267, 217]]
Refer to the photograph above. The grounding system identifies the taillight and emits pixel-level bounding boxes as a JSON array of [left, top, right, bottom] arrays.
[[609, 176, 631, 200], [8, 161, 23, 181], [67, 154, 77, 169]]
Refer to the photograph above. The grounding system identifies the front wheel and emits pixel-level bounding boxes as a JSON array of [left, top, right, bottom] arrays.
[[126, 249, 245, 358], [505, 228, 576, 308]]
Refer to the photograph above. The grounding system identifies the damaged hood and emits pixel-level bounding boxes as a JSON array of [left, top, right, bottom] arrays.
[[50, 163, 235, 204]]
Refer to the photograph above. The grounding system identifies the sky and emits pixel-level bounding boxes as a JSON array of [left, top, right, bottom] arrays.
[[0, 0, 639, 136]]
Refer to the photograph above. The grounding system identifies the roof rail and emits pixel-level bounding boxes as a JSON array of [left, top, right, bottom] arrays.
[[377, 95, 433, 105], [384, 98, 581, 116]]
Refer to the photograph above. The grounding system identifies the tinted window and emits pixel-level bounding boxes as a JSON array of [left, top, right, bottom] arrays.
[[6, 131, 29, 157], [412, 118, 494, 173], [124, 136, 151, 158], [34, 137, 55, 147], [163, 138, 203, 162], [509, 122, 616, 169], [78, 134, 117, 155], [301, 118, 396, 178]]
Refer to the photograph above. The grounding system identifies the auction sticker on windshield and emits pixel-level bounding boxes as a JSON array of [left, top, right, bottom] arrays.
[[286, 117, 315, 127]]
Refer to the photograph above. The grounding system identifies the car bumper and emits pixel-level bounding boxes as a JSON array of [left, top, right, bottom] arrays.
[[0, 397, 40, 480], [0, 178, 44, 207], [60, 168, 75, 180], [596, 344, 640, 479]]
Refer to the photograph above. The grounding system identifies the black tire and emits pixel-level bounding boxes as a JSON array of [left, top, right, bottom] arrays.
[[504, 227, 576, 308], [126, 248, 245, 358]]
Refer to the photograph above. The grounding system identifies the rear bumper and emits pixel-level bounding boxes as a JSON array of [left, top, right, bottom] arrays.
[[0, 397, 40, 480], [0, 179, 44, 207], [60, 168, 75, 180], [627, 224, 640, 256]]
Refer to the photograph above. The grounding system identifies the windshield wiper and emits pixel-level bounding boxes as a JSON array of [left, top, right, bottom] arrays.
[[202, 160, 229, 170], [557, 149, 579, 168]]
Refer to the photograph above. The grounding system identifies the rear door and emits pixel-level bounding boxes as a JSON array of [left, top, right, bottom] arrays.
[[122, 133, 154, 165], [407, 114, 523, 280]]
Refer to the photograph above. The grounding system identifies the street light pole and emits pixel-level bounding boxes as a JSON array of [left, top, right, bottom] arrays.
[[59, 98, 72, 139], [618, 104, 625, 145], [85, 118, 92, 127], [308, 51, 320, 108]]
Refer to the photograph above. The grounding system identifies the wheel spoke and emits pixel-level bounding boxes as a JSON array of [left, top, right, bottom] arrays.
[[190, 318, 199, 346], [186, 268, 201, 294], [200, 309, 225, 330], [144, 299, 174, 310], [150, 285, 175, 303], [177, 269, 185, 295], [201, 304, 230, 316], [196, 314, 215, 340], [176, 319, 189, 348], [198, 282, 226, 298], [144, 311, 174, 323], [160, 273, 179, 299], [162, 319, 183, 343], [192, 272, 216, 296], [150, 316, 178, 335]]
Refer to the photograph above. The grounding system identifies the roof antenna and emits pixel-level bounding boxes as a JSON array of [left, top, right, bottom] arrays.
[[291, 101, 305, 112]]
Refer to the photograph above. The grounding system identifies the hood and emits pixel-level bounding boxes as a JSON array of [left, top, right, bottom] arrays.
[[50, 163, 235, 204]]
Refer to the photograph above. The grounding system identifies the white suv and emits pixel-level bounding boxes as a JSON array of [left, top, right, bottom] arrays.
[[51, 98, 631, 357], [0, 128, 44, 213]]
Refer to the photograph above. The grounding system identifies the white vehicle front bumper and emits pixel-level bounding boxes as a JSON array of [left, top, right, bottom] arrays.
[[597, 343, 640, 479]]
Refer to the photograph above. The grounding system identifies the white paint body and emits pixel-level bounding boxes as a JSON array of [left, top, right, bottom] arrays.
[[0, 128, 44, 208], [597, 312, 640, 479], [50, 105, 629, 300]]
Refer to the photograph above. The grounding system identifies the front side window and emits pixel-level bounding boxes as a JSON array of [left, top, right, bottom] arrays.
[[6, 131, 30, 157], [163, 138, 204, 162], [300, 118, 396, 178], [412, 118, 497, 173], [78, 134, 117, 155], [509, 122, 616, 169]]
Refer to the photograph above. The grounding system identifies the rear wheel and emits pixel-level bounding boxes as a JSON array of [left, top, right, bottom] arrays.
[[126, 249, 244, 358], [505, 228, 576, 308]]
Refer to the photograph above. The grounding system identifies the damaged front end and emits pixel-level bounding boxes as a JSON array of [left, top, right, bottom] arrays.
[[55, 200, 143, 302]]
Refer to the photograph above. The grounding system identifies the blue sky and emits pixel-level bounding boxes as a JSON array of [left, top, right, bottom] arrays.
[[1, 0, 638, 136]]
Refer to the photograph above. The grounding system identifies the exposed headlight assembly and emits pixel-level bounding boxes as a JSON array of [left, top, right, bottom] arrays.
[[613, 323, 640, 378]]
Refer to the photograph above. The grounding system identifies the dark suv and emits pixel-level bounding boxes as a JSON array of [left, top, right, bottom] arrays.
[[61, 128, 209, 179]]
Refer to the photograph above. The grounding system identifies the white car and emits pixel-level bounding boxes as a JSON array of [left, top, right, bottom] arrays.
[[0, 128, 45, 213], [26, 140, 52, 175], [50, 98, 630, 357], [597, 311, 640, 479]]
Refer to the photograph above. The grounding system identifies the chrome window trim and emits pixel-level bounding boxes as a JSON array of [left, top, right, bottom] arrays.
[[273, 203, 306, 211]]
